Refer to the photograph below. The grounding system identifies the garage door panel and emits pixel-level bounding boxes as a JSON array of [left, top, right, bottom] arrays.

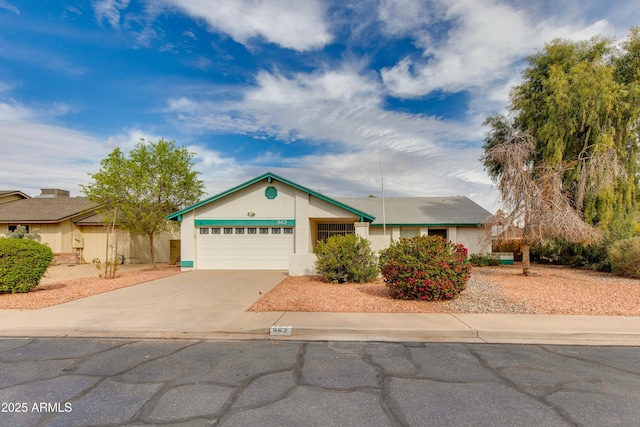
[[197, 227, 293, 269]]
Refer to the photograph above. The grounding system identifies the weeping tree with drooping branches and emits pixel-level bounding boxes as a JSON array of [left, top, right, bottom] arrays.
[[481, 119, 601, 276]]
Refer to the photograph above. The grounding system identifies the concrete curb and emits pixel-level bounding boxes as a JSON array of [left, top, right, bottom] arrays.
[[1, 270, 638, 346], [1, 309, 639, 345]]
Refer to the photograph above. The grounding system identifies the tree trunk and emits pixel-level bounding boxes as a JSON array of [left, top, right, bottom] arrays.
[[104, 229, 110, 278], [148, 233, 157, 269], [522, 244, 531, 276]]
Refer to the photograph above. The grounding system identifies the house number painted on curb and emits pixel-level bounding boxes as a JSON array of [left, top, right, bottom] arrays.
[[270, 326, 292, 336]]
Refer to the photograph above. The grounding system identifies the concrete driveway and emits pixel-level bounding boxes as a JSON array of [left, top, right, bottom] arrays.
[[0, 270, 287, 339]]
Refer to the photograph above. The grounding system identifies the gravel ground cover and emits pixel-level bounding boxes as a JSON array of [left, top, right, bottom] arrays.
[[249, 263, 640, 316], [2, 262, 638, 315], [0, 263, 180, 309]]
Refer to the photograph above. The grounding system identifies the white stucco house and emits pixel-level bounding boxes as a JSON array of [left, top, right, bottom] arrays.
[[167, 172, 492, 275]]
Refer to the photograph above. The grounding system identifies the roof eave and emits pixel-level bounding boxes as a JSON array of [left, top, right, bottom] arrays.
[[0, 204, 102, 224], [167, 172, 376, 222], [370, 223, 484, 227]]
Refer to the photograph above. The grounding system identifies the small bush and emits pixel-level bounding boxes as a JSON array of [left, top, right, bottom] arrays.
[[314, 234, 378, 283], [0, 238, 53, 293], [608, 237, 640, 278], [5, 224, 41, 241], [531, 238, 610, 272], [469, 253, 501, 267], [379, 235, 470, 301]]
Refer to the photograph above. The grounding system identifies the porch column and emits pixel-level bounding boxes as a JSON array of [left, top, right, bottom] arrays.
[[448, 227, 457, 243], [294, 190, 310, 253], [354, 222, 370, 240], [391, 226, 401, 241]]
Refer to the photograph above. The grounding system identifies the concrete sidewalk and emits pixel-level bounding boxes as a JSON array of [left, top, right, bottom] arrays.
[[0, 271, 638, 345]]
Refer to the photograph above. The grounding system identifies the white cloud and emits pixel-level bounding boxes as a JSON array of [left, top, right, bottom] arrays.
[[0, 81, 14, 93], [104, 129, 165, 152], [0, 120, 109, 196], [0, 1, 19, 15], [0, 100, 32, 121], [166, 66, 499, 210], [92, 0, 130, 28], [379, 0, 611, 97], [166, 0, 332, 51], [378, 0, 442, 37], [185, 144, 243, 194], [0, 96, 70, 122], [0, 117, 237, 200]]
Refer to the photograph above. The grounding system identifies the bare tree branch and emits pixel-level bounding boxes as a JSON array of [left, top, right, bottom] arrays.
[[482, 127, 602, 275]]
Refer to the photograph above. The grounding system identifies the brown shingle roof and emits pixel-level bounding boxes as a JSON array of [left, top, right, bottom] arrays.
[[0, 190, 30, 199], [74, 212, 108, 225], [0, 196, 99, 223]]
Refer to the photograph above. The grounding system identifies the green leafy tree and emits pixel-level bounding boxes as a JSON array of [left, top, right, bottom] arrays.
[[82, 138, 205, 268], [487, 28, 640, 236]]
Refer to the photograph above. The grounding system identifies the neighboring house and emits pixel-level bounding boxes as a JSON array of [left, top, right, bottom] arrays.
[[168, 172, 492, 275], [0, 190, 30, 205], [0, 189, 179, 264]]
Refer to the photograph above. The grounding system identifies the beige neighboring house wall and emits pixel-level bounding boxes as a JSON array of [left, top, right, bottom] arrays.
[[77, 225, 179, 264], [0, 189, 179, 265]]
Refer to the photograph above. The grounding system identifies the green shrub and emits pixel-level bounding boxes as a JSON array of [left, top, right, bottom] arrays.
[[608, 237, 640, 278], [314, 234, 378, 283], [379, 235, 470, 301], [469, 253, 501, 267], [531, 238, 610, 272], [0, 238, 53, 293]]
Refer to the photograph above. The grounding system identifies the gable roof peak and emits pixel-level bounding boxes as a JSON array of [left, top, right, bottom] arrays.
[[167, 171, 375, 222]]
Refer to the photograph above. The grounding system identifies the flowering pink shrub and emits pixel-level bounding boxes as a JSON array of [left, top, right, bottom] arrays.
[[379, 235, 470, 301]]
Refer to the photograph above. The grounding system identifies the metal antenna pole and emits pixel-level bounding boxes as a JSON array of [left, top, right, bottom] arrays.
[[380, 146, 386, 243]]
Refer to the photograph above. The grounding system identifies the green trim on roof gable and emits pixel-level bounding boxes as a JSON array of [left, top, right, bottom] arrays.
[[370, 223, 483, 227], [167, 172, 376, 222], [195, 219, 296, 226]]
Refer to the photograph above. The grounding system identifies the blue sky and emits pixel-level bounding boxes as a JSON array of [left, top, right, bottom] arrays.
[[1, 0, 638, 211]]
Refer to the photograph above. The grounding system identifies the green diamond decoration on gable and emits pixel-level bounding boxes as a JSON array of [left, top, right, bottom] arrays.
[[265, 186, 278, 199]]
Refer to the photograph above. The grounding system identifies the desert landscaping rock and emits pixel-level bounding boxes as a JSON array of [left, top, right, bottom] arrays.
[[250, 263, 640, 316], [2, 261, 638, 316]]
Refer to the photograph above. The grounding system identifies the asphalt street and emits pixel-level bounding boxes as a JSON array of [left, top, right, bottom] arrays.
[[0, 338, 638, 426]]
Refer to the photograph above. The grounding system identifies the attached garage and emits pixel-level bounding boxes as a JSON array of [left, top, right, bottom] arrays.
[[196, 222, 294, 269], [167, 173, 373, 272]]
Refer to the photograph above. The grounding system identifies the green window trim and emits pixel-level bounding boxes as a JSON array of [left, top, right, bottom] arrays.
[[195, 219, 296, 226]]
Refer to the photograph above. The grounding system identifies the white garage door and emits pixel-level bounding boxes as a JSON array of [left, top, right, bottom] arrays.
[[197, 226, 294, 269]]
